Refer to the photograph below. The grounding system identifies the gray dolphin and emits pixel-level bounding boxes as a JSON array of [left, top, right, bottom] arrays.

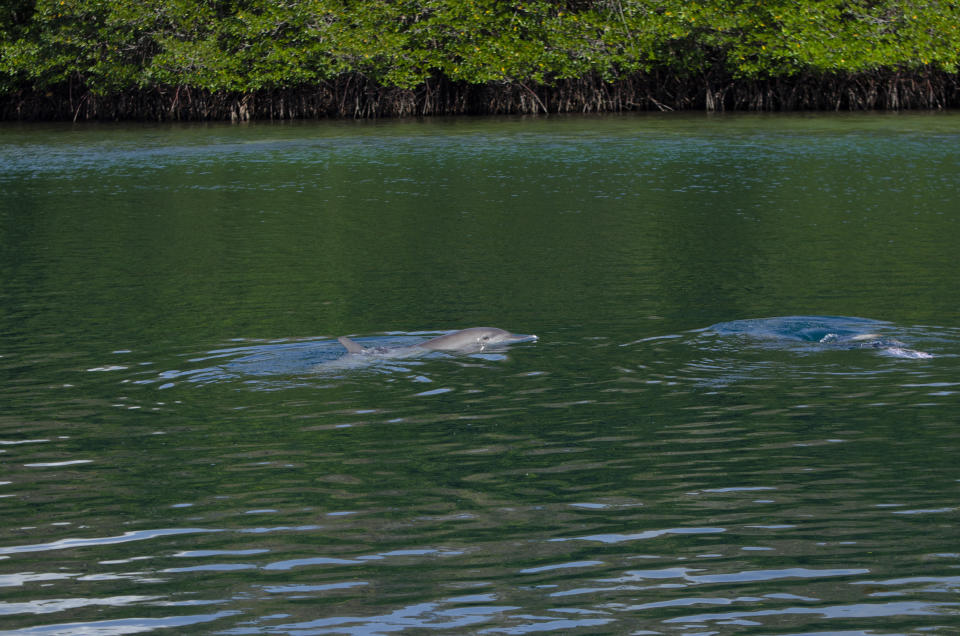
[[338, 327, 538, 355]]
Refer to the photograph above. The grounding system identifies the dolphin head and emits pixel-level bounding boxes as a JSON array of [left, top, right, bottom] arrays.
[[420, 327, 538, 352]]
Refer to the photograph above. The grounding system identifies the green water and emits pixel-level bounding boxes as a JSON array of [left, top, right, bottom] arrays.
[[1, 113, 959, 634]]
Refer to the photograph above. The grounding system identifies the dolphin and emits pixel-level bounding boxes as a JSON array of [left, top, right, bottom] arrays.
[[338, 327, 538, 356], [704, 317, 934, 359], [818, 332, 934, 359]]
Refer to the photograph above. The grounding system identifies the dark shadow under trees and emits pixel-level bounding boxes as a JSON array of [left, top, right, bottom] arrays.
[[3, 70, 958, 122]]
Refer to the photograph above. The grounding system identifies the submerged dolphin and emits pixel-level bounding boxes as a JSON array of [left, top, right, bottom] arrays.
[[338, 327, 538, 356], [817, 332, 934, 359], [705, 316, 933, 359]]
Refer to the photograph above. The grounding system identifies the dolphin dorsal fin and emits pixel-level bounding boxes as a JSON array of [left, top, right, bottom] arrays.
[[338, 336, 367, 354]]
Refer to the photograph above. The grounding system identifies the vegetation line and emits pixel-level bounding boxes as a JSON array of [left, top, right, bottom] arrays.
[[2, 0, 959, 121]]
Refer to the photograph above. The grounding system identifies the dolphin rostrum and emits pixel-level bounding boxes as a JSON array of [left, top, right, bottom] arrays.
[[338, 327, 538, 355]]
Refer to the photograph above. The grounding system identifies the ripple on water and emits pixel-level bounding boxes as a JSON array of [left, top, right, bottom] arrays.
[[5, 121, 960, 634]]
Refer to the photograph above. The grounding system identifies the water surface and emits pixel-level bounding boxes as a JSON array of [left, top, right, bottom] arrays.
[[2, 113, 959, 634]]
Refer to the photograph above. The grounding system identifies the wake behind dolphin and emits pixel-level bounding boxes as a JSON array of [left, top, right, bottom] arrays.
[[703, 316, 933, 359]]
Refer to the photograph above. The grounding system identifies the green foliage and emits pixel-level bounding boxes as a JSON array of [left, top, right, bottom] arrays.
[[2, 0, 959, 97]]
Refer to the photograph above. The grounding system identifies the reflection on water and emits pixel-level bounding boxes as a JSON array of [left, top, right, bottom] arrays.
[[2, 114, 960, 634]]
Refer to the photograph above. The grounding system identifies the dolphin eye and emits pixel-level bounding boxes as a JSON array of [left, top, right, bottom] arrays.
[[482, 336, 490, 341]]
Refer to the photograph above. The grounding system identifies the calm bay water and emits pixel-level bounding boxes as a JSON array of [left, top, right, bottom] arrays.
[[1, 114, 959, 634]]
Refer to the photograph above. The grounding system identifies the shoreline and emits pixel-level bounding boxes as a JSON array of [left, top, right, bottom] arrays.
[[4, 70, 958, 122]]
